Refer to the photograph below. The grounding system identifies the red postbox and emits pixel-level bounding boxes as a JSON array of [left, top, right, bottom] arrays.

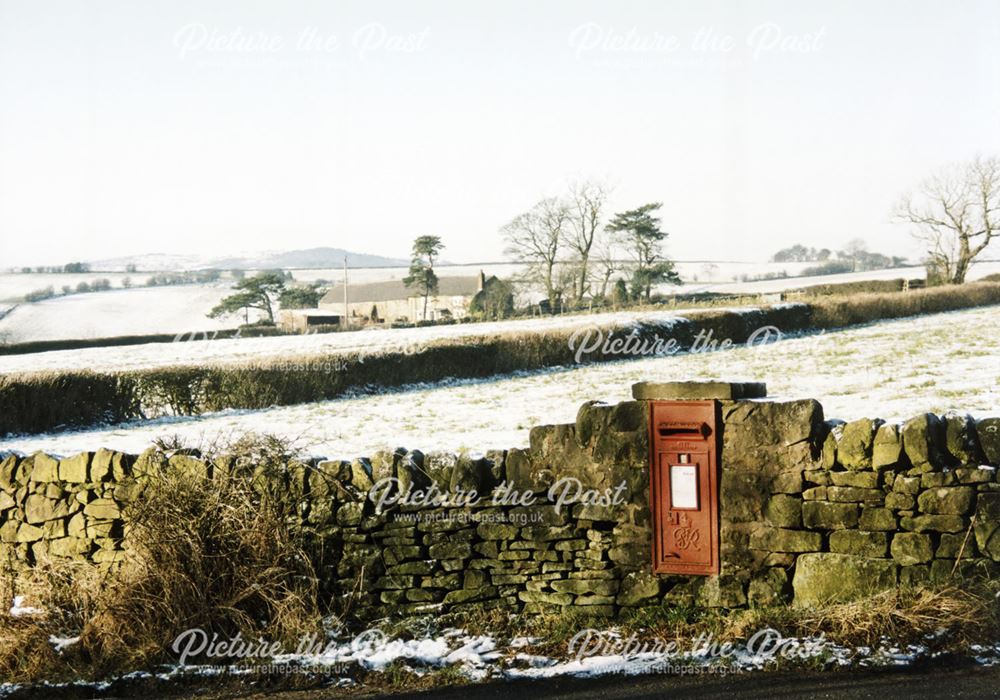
[[648, 400, 720, 576]]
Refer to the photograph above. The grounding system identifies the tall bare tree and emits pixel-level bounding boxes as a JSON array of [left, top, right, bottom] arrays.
[[895, 156, 1000, 284], [593, 233, 624, 300], [564, 180, 610, 303], [502, 198, 569, 311]]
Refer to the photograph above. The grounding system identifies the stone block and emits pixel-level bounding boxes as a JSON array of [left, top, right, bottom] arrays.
[[839, 418, 877, 469], [955, 468, 992, 484], [750, 527, 822, 553], [944, 413, 981, 465], [616, 571, 661, 606], [891, 533, 934, 565], [892, 475, 920, 495], [551, 579, 619, 596], [917, 487, 974, 515], [826, 486, 884, 505], [937, 532, 977, 559], [30, 453, 59, 482], [974, 493, 1000, 560], [804, 469, 832, 486], [902, 414, 944, 472], [830, 471, 880, 488], [977, 418, 1000, 465], [25, 494, 68, 523], [476, 523, 519, 540], [764, 494, 801, 528], [873, 423, 903, 468], [58, 453, 91, 483], [428, 542, 472, 560], [859, 507, 896, 531], [885, 493, 916, 510], [631, 381, 766, 400], [792, 553, 896, 605], [899, 514, 966, 533], [829, 530, 889, 557], [802, 501, 859, 529]]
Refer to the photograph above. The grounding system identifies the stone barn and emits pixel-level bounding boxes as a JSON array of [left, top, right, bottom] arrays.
[[320, 272, 500, 324]]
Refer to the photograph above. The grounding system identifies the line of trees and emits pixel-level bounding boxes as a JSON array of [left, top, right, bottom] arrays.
[[501, 180, 680, 310], [771, 240, 907, 276], [23, 278, 115, 302]]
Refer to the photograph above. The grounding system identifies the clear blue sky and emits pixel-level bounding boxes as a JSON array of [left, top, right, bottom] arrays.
[[1, 0, 999, 267]]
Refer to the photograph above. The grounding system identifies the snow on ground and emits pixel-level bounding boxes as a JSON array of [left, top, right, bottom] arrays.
[[0, 623, 994, 699], [2, 305, 998, 459], [8, 595, 43, 618], [7, 258, 997, 367], [0, 306, 705, 374], [691, 261, 1000, 295], [0, 284, 240, 344], [0, 272, 153, 303]]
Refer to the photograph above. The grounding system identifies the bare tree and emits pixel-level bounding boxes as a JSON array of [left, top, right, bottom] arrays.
[[564, 180, 610, 303], [895, 156, 1000, 284], [841, 238, 868, 272], [593, 233, 624, 300], [502, 198, 569, 310]]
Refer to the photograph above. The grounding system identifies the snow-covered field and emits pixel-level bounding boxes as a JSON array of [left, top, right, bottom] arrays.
[[2, 305, 998, 459], [692, 261, 1000, 295], [0, 284, 240, 344], [7, 258, 993, 347], [0, 272, 154, 303], [0, 306, 714, 375]]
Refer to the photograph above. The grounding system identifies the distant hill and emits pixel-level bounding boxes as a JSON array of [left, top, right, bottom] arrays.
[[87, 248, 409, 272], [211, 247, 410, 270]]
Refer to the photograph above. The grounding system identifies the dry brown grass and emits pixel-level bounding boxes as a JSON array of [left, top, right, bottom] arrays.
[[726, 585, 998, 648], [79, 458, 322, 671], [0, 557, 104, 682], [0, 441, 324, 684], [459, 583, 1000, 661], [0, 617, 61, 682]]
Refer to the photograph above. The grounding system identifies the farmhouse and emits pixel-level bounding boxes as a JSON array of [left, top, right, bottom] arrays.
[[319, 272, 499, 324]]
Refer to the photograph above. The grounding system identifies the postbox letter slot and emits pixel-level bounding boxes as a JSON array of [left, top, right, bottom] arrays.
[[656, 422, 711, 438]]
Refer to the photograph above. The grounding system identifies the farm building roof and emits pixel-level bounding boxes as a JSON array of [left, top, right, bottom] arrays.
[[320, 275, 484, 305]]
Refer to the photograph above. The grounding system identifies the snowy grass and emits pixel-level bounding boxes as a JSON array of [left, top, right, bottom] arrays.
[[0, 284, 239, 345], [2, 304, 999, 459], [0, 305, 709, 375]]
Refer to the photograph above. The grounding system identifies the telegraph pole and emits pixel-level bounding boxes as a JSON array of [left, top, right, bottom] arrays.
[[343, 255, 349, 330]]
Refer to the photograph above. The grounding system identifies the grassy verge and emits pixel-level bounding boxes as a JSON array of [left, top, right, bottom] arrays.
[[1, 441, 323, 684], [2, 283, 1000, 437], [5, 572, 996, 691]]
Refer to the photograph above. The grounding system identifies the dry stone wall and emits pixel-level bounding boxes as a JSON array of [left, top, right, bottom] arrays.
[[3, 389, 1000, 620]]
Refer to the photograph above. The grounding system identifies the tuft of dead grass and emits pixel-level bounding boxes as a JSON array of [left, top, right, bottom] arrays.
[[0, 557, 105, 683], [786, 585, 997, 648], [0, 437, 325, 683], [459, 583, 1000, 660], [79, 458, 322, 671]]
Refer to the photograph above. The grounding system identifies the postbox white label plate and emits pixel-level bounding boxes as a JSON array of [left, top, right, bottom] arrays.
[[670, 465, 699, 509]]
